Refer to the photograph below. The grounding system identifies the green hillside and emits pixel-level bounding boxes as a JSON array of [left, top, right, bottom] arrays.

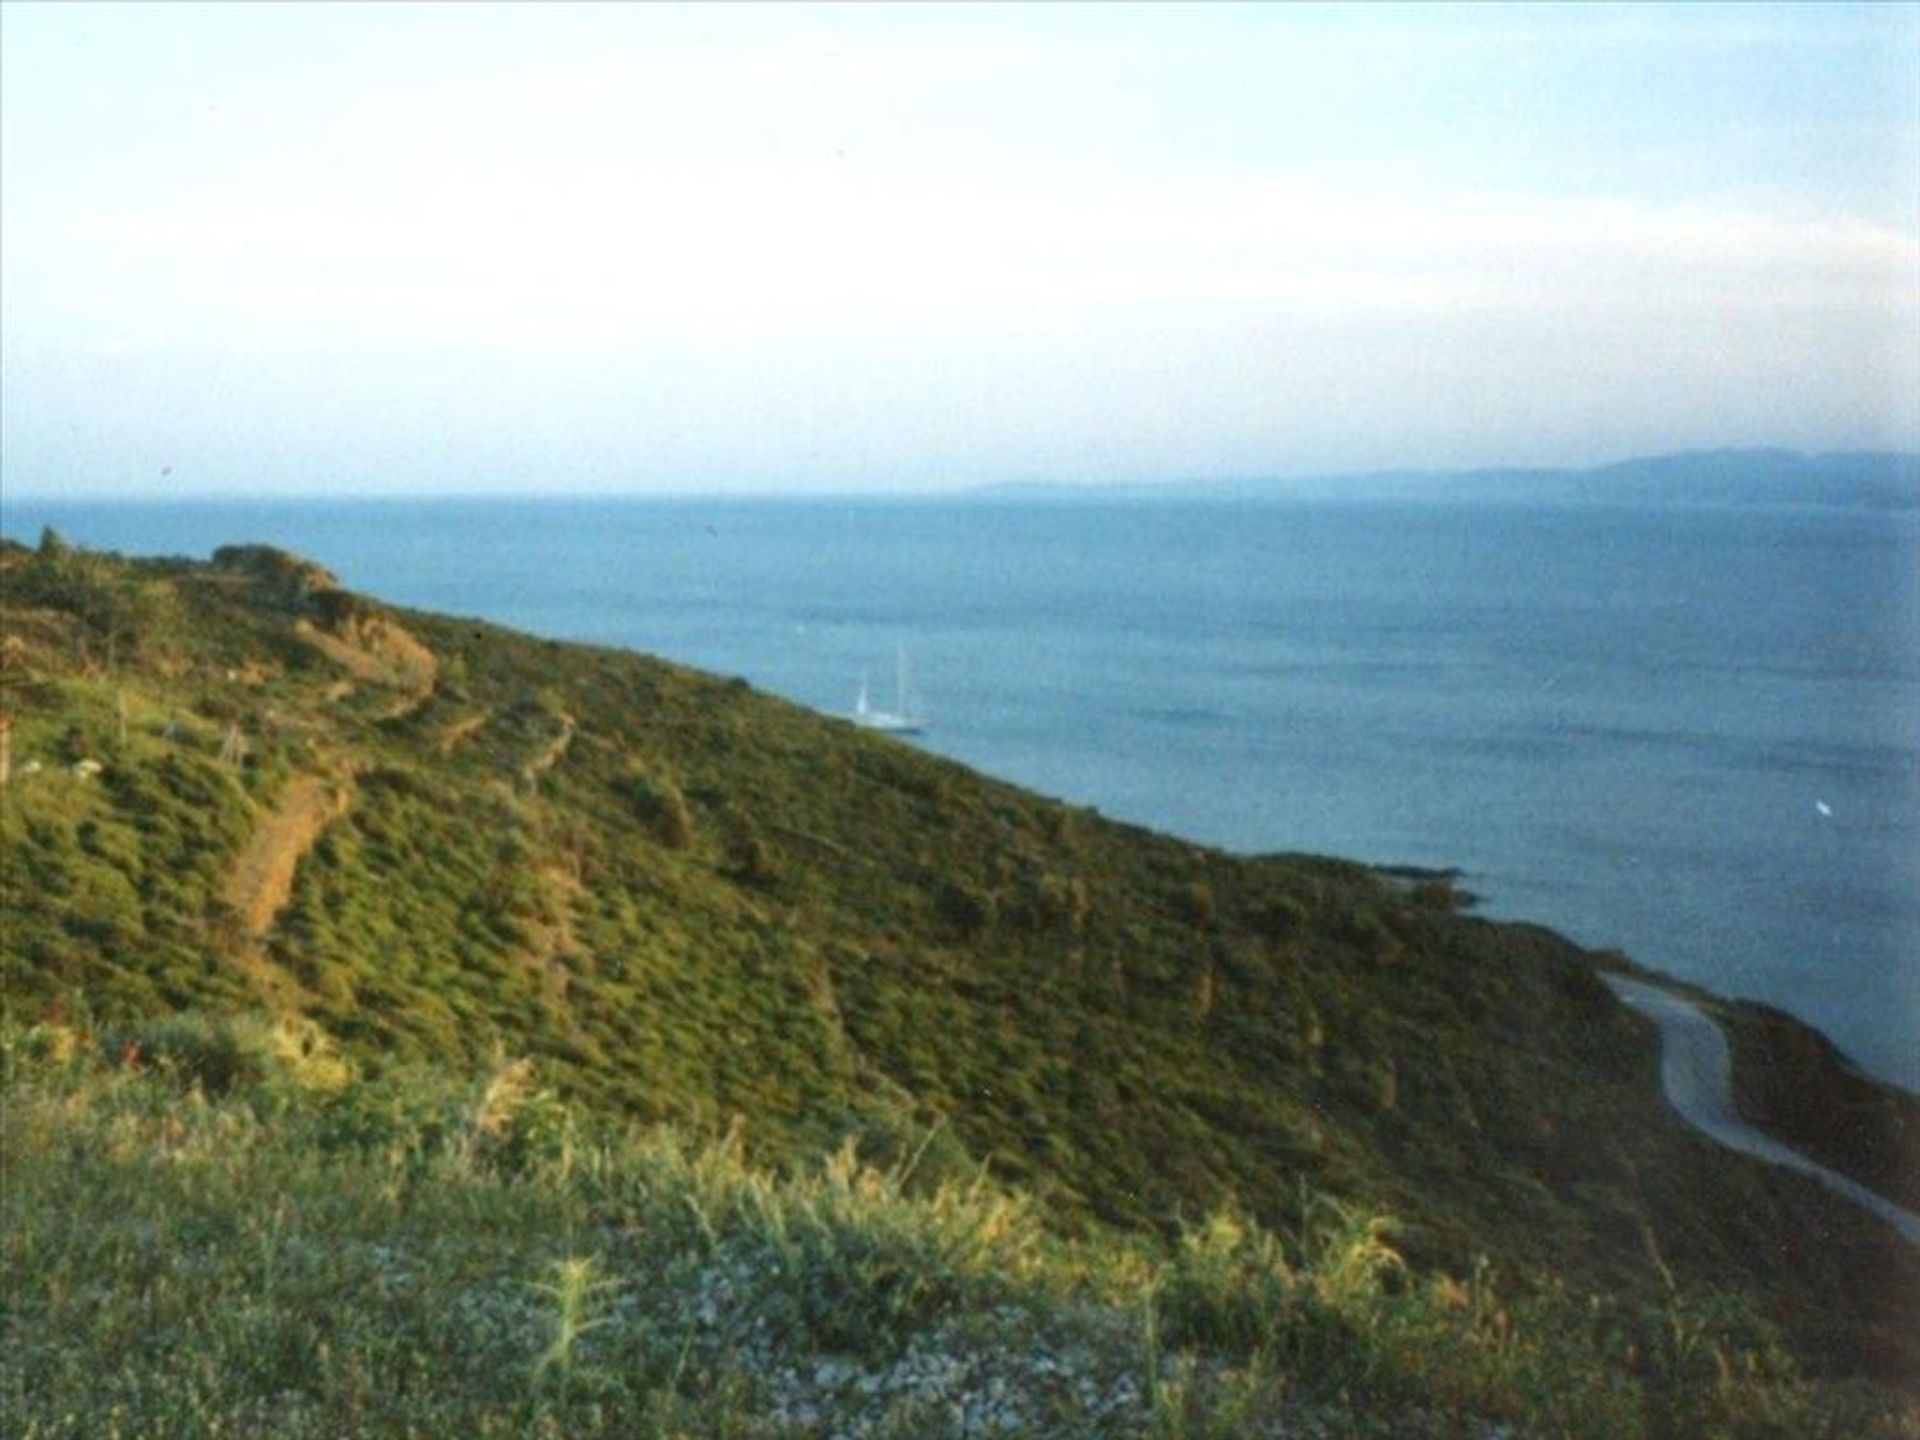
[[3, 534, 1916, 1431]]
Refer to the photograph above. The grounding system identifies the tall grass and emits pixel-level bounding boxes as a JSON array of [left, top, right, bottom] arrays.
[[5, 1015, 1912, 1439]]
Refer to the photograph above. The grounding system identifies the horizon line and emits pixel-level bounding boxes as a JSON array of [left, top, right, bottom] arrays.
[[6, 445, 1918, 506]]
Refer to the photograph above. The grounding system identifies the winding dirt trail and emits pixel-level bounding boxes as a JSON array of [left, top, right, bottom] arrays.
[[1604, 973, 1920, 1248], [517, 863, 585, 1011], [291, 615, 439, 722], [225, 773, 352, 940], [521, 714, 577, 788], [435, 710, 492, 755]]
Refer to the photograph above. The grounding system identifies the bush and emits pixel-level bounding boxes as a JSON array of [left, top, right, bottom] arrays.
[[1174, 880, 1216, 929], [726, 828, 779, 888], [1158, 1210, 1301, 1355], [1009, 869, 1089, 934], [622, 769, 694, 850], [933, 878, 996, 939], [139, 1013, 349, 1095], [734, 1142, 1036, 1360], [1252, 895, 1308, 944]]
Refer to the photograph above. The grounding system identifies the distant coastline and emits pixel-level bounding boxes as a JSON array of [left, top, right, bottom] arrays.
[[7, 447, 1919, 508], [970, 447, 1920, 509]]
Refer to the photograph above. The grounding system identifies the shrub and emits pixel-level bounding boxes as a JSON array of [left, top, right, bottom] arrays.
[[129, 1012, 353, 1096], [726, 828, 779, 889], [1158, 1209, 1300, 1355], [933, 878, 996, 939], [833, 1103, 981, 1197], [1411, 876, 1460, 911], [1008, 869, 1089, 934], [1252, 895, 1308, 944], [1174, 880, 1216, 929], [622, 770, 694, 850], [735, 1141, 1037, 1360]]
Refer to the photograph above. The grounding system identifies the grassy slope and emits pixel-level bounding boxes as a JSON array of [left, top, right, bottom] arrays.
[[6, 1020, 1915, 1439], [2, 538, 1916, 1403], [1719, 1001, 1920, 1215]]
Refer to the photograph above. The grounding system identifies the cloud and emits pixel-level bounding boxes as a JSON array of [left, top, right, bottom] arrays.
[[49, 167, 1915, 352], [3, 3, 1914, 492]]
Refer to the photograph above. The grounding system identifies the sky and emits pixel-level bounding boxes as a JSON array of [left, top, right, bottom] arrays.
[[2, 1, 1917, 498]]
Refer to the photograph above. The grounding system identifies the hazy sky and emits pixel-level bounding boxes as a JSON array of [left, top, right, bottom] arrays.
[[3, 2, 1917, 497]]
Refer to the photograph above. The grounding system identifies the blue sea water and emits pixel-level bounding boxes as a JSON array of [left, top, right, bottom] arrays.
[[6, 493, 1916, 1089]]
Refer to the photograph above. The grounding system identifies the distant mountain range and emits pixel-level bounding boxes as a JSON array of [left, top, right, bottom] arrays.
[[976, 449, 1920, 508]]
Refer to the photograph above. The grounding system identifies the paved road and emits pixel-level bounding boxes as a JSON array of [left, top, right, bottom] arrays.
[[1603, 973, 1920, 1249]]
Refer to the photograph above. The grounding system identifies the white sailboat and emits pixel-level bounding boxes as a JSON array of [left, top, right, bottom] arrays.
[[853, 646, 926, 735]]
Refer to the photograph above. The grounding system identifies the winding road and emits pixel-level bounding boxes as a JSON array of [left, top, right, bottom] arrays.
[[1603, 973, 1920, 1248]]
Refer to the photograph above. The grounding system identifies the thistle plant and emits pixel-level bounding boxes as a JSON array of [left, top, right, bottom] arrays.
[[532, 1254, 617, 1397]]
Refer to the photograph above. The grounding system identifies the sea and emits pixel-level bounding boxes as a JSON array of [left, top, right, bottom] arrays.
[[6, 491, 1916, 1091]]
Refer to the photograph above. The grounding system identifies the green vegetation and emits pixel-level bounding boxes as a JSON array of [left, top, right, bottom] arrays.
[[6, 1019, 1912, 1439], [1719, 1000, 1920, 1214], [3, 538, 1917, 1432]]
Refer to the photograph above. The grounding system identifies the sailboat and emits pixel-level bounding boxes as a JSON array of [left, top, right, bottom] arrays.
[[853, 646, 926, 735]]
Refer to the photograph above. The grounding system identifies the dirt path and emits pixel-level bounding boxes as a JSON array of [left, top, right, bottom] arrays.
[[435, 710, 492, 755], [521, 714, 577, 788], [225, 773, 353, 939], [504, 862, 586, 1018], [375, 681, 438, 725], [1605, 974, 1920, 1248], [292, 616, 438, 722]]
